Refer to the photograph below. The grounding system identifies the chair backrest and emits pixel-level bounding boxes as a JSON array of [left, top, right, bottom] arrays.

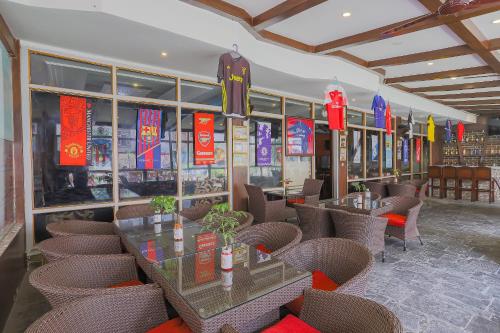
[[300, 289, 403, 333], [302, 179, 324, 196], [456, 166, 474, 179], [26, 288, 168, 333], [381, 196, 422, 216], [46, 220, 115, 238], [179, 203, 213, 221], [473, 167, 491, 181], [115, 204, 155, 220], [295, 204, 335, 241], [387, 183, 417, 198], [428, 166, 442, 178], [442, 166, 456, 178], [244, 184, 267, 222], [364, 182, 388, 198]]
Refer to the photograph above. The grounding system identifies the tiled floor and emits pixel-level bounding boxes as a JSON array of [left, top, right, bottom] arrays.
[[3, 199, 500, 333], [366, 198, 500, 333]]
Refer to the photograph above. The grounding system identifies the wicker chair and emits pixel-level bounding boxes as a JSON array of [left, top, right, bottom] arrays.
[[277, 238, 374, 297], [387, 183, 417, 198], [329, 208, 388, 261], [29, 254, 155, 308], [244, 184, 297, 223], [26, 288, 169, 333], [197, 212, 254, 232], [381, 196, 424, 251], [115, 204, 155, 220], [342, 192, 382, 202], [46, 220, 115, 238], [180, 202, 213, 221], [407, 179, 429, 200], [364, 181, 388, 198], [301, 178, 324, 203], [235, 222, 302, 257], [295, 204, 335, 241], [37, 235, 122, 263]]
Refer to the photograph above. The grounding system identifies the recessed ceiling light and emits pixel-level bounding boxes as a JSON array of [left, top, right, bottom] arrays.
[[342, 12, 351, 17], [492, 18, 500, 24], [160, 51, 168, 57], [133, 83, 139, 87], [427, 62, 434, 66], [351, 98, 356, 102], [450, 77, 457, 80]]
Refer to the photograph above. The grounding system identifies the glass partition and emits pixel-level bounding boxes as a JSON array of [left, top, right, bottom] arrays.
[[413, 138, 421, 173], [180, 80, 221, 106], [182, 196, 228, 211], [117, 69, 176, 100], [382, 133, 394, 176], [423, 137, 430, 172], [314, 103, 327, 121], [400, 137, 411, 174], [285, 156, 312, 186], [366, 131, 380, 178], [285, 99, 311, 118], [347, 110, 363, 126], [250, 91, 281, 115], [117, 102, 177, 200], [366, 113, 376, 128], [347, 128, 363, 179]]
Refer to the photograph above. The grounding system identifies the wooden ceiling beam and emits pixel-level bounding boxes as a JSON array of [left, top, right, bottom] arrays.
[[328, 51, 369, 67], [440, 99, 500, 106], [385, 66, 493, 84], [409, 80, 500, 92], [183, 0, 253, 25], [455, 105, 500, 111], [430, 91, 500, 99], [0, 14, 17, 57], [472, 110, 500, 115], [253, 0, 327, 30], [258, 30, 315, 52], [488, 38, 500, 51]]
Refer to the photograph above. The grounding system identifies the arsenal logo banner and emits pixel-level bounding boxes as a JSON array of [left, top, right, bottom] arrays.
[[137, 109, 162, 170], [194, 113, 215, 165], [60, 95, 87, 166]]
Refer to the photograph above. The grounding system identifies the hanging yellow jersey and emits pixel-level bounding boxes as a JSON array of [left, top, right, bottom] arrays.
[[427, 115, 435, 142]]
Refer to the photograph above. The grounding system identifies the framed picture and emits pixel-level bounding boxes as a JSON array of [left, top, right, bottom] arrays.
[[286, 117, 314, 156], [340, 135, 347, 148]]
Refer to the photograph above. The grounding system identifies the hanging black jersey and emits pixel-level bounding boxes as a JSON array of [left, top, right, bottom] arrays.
[[217, 53, 251, 118]]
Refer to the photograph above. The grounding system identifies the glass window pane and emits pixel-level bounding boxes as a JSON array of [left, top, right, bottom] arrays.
[[182, 196, 228, 211], [347, 110, 363, 125], [315, 124, 332, 199], [400, 137, 411, 174], [31, 91, 113, 207], [181, 109, 227, 195], [250, 92, 281, 115], [366, 113, 376, 127], [249, 117, 283, 188], [366, 131, 380, 178], [285, 156, 311, 187], [314, 103, 327, 121], [348, 128, 363, 180], [413, 138, 421, 173], [285, 99, 311, 118], [34, 208, 114, 243], [423, 137, 430, 172], [382, 134, 394, 176], [117, 102, 177, 200], [30, 53, 112, 93], [117, 69, 176, 100], [180, 80, 221, 106]]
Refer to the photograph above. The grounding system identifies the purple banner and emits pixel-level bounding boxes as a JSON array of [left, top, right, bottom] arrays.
[[256, 121, 272, 166]]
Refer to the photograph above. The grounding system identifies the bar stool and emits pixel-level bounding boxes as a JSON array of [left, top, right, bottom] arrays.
[[456, 166, 474, 201], [473, 167, 495, 203], [441, 166, 457, 199], [428, 166, 442, 198]]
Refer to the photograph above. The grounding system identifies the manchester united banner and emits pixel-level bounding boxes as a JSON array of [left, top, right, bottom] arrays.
[[194, 113, 215, 165], [137, 108, 162, 170], [60, 95, 87, 166]]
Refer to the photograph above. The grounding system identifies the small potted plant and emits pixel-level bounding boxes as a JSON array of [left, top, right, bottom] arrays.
[[150, 196, 177, 232], [393, 168, 401, 183], [351, 182, 366, 193], [202, 203, 246, 273]]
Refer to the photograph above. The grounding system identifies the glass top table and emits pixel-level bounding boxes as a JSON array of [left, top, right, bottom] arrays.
[[153, 243, 311, 319], [316, 193, 392, 216]]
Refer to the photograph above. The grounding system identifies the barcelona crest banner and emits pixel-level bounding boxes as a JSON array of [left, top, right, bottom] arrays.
[[194, 113, 215, 165], [137, 108, 162, 170], [60, 95, 87, 166]]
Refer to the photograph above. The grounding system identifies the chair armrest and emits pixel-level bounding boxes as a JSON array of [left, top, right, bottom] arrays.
[[304, 194, 320, 204]]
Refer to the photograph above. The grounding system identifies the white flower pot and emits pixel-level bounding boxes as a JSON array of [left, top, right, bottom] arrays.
[[221, 246, 233, 271], [153, 214, 162, 223]]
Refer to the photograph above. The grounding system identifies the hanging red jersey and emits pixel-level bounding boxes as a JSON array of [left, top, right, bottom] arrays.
[[385, 102, 392, 135], [457, 121, 464, 142], [324, 90, 347, 130]]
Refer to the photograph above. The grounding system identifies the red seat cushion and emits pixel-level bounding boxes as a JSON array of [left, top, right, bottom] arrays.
[[256, 243, 272, 254], [286, 270, 338, 316], [381, 213, 407, 227], [108, 279, 143, 288], [146, 317, 192, 333], [287, 197, 305, 205], [261, 314, 320, 333]]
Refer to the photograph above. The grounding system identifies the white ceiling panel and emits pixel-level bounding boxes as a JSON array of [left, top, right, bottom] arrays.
[[346, 26, 464, 61], [223, 0, 286, 17], [402, 75, 500, 88], [266, 0, 428, 45], [384, 54, 485, 78], [469, 11, 500, 40]]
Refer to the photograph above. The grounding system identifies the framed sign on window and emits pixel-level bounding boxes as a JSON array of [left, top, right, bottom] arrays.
[[286, 117, 314, 156]]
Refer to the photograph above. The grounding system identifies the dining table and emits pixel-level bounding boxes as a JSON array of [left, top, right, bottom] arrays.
[[316, 192, 392, 216], [114, 214, 312, 333]]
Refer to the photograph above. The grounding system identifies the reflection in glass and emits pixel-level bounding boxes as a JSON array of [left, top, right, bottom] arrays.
[[366, 131, 380, 178], [314, 103, 327, 121], [315, 124, 332, 199], [285, 157, 311, 187], [348, 128, 363, 179], [285, 99, 311, 118], [118, 102, 177, 199], [180, 80, 221, 106], [31, 91, 113, 208], [30, 53, 112, 93], [347, 110, 363, 125], [413, 138, 421, 173], [366, 113, 376, 128], [181, 109, 227, 195], [423, 137, 430, 172], [182, 196, 227, 211], [117, 69, 176, 100], [249, 118, 282, 188], [249, 92, 281, 115]]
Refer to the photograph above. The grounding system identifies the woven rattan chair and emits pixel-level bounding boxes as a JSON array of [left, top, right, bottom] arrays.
[[26, 288, 169, 333], [387, 183, 417, 197], [381, 196, 424, 251], [342, 192, 382, 202], [407, 179, 428, 200], [244, 184, 296, 223], [329, 208, 388, 262], [301, 178, 324, 203], [46, 220, 115, 238], [115, 204, 155, 220], [29, 254, 155, 307], [295, 204, 335, 241], [364, 181, 388, 198], [180, 202, 213, 221], [278, 238, 374, 297], [235, 222, 302, 257], [37, 235, 122, 263]]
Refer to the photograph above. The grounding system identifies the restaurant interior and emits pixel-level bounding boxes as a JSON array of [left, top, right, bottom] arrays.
[[0, 1, 499, 333]]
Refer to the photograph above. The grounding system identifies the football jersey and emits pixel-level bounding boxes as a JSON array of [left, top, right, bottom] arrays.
[[445, 119, 452, 143], [217, 53, 251, 118], [385, 102, 392, 135], [427, 115, 435, 142], [371, 94, 386, 129], [457, 121, 464, 142], [324, 90, 346, 130], [408, 110, 415, 139]]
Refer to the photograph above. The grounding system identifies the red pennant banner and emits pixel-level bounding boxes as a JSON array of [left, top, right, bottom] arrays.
[[416, 138, 421, 163], [194, 113, 215, 165], [60, 95, 87, 166]]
